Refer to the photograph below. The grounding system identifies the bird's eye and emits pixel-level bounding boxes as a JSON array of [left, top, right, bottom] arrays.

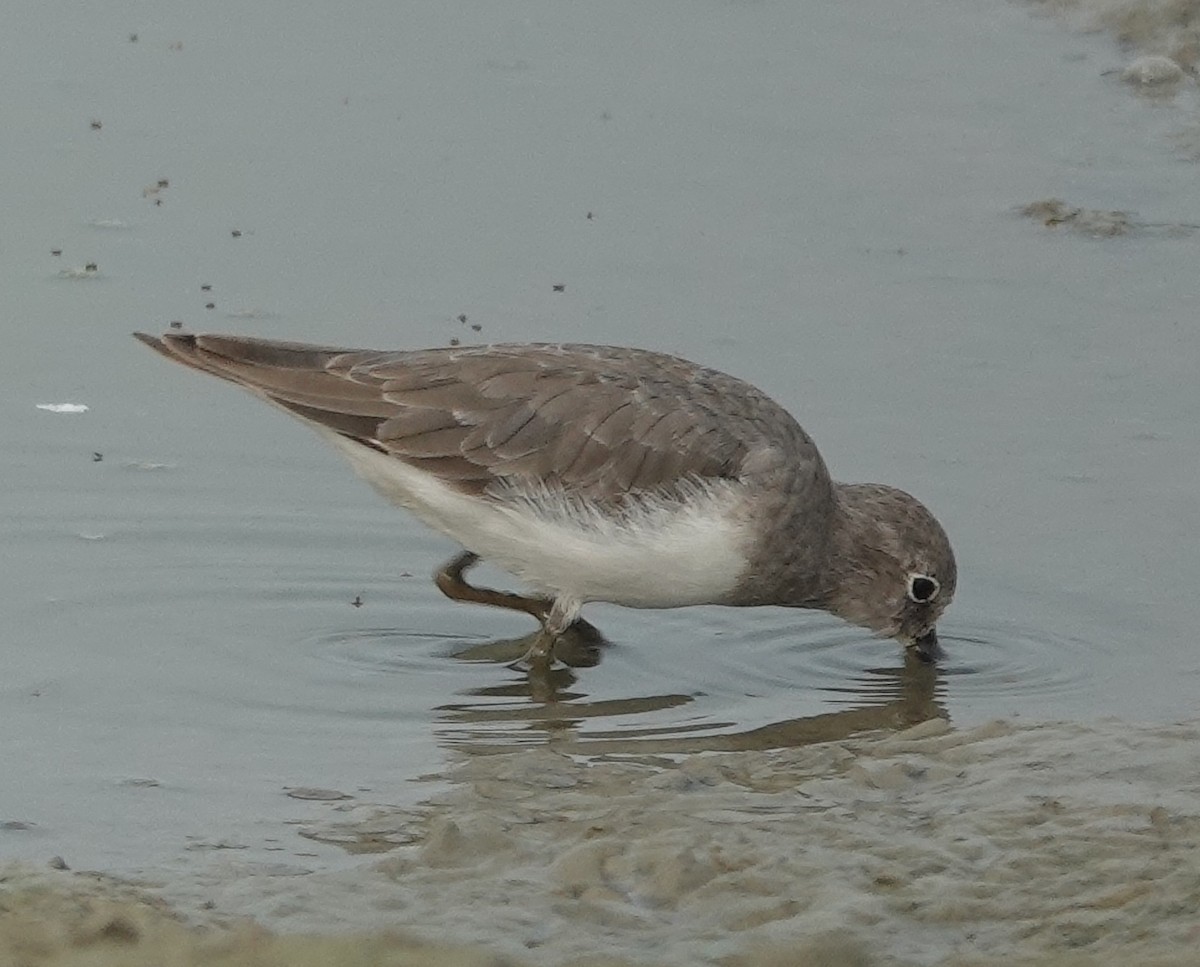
[[908, 574, 939, 603]]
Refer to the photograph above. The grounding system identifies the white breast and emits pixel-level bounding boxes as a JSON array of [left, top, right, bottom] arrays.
[[318, 429, 751, 609]]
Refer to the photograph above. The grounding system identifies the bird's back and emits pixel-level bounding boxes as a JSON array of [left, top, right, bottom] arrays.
[[135, 334, 826, 509]]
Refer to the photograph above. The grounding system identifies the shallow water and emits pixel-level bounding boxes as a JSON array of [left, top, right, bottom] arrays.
[[2, 2, 1199, 957]]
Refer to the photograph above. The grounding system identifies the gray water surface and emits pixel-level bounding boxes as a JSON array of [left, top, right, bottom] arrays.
[[2, 0, 1198, 877]]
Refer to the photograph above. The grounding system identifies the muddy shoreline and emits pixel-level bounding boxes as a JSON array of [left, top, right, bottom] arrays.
[[6, 717, 1197, 966]]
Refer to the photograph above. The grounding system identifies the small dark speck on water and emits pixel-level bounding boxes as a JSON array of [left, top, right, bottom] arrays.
[[201, 283, 212, 291], [351, 595, 364, 608], [552, 284, 565, 292], [449, 337, 460, 346], [85, 262, 98, 272], [231, 229, 242, 238], [586, 212, 594, 220], [205, 302, 215, 310], [157, 178, 169, 188], [457, 314, 468, 324], [399, 571, 412, 578], [92, 452, 103, 462], [51, 249, 62, 256], [129, 33, 138, 43], [90, 120, 102, 130], [471, 323, 482, 331], [169, 320, 183, 329]]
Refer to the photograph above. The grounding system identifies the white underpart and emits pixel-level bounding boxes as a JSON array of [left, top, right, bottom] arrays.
[[315, 428, 751, 610]]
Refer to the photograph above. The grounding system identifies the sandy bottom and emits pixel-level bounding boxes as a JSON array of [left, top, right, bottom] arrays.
[[4, 717, 1198, 966]]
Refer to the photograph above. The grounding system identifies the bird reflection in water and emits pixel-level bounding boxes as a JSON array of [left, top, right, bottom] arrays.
[[437, 623, 948, 754]]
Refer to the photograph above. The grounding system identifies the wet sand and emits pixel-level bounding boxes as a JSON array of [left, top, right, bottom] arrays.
[[6, 717, 1198, 966]]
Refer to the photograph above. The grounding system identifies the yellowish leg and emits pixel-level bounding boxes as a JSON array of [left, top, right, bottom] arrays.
[[433, 551, 591, 668], [434, 551, 552, 621]]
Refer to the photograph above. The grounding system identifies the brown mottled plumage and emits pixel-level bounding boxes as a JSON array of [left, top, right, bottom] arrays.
[[134, 332, 956, 663]]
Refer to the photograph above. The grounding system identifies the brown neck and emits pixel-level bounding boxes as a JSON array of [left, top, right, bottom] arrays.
[[821, 484, 895, 621]]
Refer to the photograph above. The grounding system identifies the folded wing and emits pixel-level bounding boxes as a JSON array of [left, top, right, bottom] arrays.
[[134, 332, 813, 504]]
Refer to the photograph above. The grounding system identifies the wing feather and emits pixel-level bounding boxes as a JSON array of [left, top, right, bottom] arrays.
[[134, 333, 820, 505]]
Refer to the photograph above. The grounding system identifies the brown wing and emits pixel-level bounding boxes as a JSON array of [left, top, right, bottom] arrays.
[[134, 332, 816, 502]]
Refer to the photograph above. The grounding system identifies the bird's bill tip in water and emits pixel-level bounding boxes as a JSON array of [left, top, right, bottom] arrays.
[[911, 628, 942, 664]]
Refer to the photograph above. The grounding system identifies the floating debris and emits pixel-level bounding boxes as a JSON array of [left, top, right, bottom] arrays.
[[552, 283, 566, 292], [1019, 199, 1198, 238], [1021, 200, 1130, 236], [90, 119, 102, 130], [285, 787, 352, 802], [351, 595, 364, 608], [56, 265, 100, 279], [200, 283, 212, 292], [231, 229, 242, 238], [92, 452, 103, 462], [169, 320, 183, 329], [36, 403, 89, 414], [50, 248, 62, 256]]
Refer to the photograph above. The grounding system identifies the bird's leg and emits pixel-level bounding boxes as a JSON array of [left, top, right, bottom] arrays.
[[434, 551, 592, 669], [433, 551, 553, 622]]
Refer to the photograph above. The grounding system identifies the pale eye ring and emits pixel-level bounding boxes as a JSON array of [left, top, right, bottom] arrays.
[[908, 574, 939, 603]]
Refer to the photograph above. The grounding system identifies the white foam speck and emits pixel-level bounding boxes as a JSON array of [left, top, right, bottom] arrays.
[[36, 403, 89, 414]]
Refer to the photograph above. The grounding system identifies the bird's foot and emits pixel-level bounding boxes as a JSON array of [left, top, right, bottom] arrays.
[[514, 628, 558, 670]]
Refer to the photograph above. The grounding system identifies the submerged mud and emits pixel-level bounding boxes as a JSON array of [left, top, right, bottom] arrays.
[[5, 718, 1197, 966], [1029, 0, 1200, 69]]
